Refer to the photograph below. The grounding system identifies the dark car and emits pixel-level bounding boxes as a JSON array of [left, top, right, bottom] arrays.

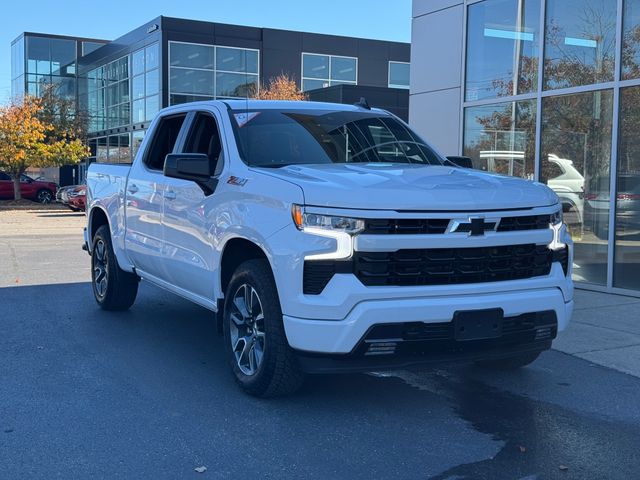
[[584, 173, 640, 239], [0, 172, 58, 203]]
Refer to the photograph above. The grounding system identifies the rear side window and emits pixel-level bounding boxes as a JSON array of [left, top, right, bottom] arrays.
[[0, 172, 10, 180], [144, 114, 187, 170]]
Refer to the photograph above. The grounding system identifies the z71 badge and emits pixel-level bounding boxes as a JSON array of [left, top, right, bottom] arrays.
[[227, 176, 248, 186]]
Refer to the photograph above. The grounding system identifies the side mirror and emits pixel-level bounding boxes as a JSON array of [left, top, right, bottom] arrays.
[[163, 153, 218, 195], [447, 156, 474, 169]]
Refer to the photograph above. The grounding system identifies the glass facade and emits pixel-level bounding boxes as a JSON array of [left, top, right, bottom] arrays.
[[131, 43, 160, 123], [301, 53, 357, 91], [463, 99, 536, 179], [168, 42, 259, 104], [544, 0, 617, 90], [465, 0, 541, 101], [614, 86, 640, 289], [87, 55, 130, 132], [10, 37, 25, 98], [463, 0, 640, 293], [14, 35, 78, 101], [389, 61, 410, 89]]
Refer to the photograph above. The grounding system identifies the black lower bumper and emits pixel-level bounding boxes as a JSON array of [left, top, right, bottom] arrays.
[[295, 310, 557, 374]]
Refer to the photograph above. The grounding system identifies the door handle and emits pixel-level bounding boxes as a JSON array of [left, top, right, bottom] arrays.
[[164, 190, 177, 200], [127, 184, 139, 194]]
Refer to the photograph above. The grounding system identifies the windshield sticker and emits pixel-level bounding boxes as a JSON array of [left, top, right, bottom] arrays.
[[234, 112, 261, 128]]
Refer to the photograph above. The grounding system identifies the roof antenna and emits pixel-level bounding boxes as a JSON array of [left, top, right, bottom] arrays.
[[354, 97, 370, 110]]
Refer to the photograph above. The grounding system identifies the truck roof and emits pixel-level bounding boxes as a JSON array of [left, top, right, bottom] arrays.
[[160, 99, 387, 114]]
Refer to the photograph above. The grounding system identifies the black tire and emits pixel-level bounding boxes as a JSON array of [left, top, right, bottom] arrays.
[[223, 259, 305, 397], [475, 351, 542, 370], [91, 225, 139, 311], [36, 189, 53, 204]]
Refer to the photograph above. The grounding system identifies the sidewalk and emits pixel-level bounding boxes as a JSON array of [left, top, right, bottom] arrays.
[[554, 289, 640, 378]]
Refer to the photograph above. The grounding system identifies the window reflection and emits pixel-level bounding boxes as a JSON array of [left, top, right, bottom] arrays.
[[463, 100, 536, 179], [465, 0, 541, 101], [540, 90, 614, 285], [614, 86, 640, 289], [544, 0, 617, 89], [622, 0, 640, 79], [389, 61, 410, 89]]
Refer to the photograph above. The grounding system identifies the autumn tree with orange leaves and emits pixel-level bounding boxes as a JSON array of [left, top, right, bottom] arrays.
[[254, 74, 307, 101], [0, 95, 88, 200]]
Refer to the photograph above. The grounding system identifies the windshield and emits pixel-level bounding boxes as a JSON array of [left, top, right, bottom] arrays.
[[230, 109, 445, 168]]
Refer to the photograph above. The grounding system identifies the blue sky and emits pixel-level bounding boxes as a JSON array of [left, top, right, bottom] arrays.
[[0, 0, 412, 103]]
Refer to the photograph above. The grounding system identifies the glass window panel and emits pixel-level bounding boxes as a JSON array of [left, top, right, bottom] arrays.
[[132, 49, 145, 76], [97, 137, 108, 163], [389, 62, 410, 88], [465, 0, 541, 101], [169, 94, 214, 105], [132, 74, 144, 100], [26, 36, 50, 74], [544, 0, 617, 90], [120, 103, 130, 126], [540, 89, 614, 285], [170, 67, 214, 95], [50, 38, 75, 76], [145, 43, 159, 71], [622, 0, 640, 79], [82, 41, 104, 56], [216, 47, 258, 73], [303, 54, 329, 79], [302, 78, 329, 91], [463, 99, 536, 179], [145, 95, 160, 121], [119, 79, 129, 103], [169, 42, 215, 69], [132, 99, 145, 123], [145, 69, 159, 96], [614, 86, 640, 290], [330, 56, 357, 82], [215, 72, 258, 97]]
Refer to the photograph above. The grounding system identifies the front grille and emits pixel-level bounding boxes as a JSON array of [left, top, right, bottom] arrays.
[[353, 244, 553, 287], [364, 218, 450, 235], [498, 214, 553, 231], [362, 214, 553, 235]]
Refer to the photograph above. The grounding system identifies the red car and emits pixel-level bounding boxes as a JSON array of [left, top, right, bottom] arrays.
[[67, 185, 86, 212], [0, 172, 58, 203]]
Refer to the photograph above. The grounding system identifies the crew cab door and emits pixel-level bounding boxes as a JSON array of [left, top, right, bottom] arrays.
[[160, 108, 226, 302], [124, 112, 188, 280]]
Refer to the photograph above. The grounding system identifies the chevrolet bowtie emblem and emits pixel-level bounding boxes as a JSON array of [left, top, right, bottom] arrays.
[[452, 217, 499, 236]]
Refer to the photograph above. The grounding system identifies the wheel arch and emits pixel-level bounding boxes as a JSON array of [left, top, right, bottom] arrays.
[[217, 237, 274, 332], [88, 206, 110, 247]]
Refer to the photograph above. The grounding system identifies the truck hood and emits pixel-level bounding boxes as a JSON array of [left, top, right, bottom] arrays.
[[259, 163, 558, 211]]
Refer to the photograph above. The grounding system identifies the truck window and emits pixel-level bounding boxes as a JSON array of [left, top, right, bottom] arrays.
[[144, 114, 187, 170], [184, 113, 223, 176]]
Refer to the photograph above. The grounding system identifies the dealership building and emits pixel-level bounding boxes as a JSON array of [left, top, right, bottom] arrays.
[[410, 0, 640, 295], [10, 17, 409, 181]]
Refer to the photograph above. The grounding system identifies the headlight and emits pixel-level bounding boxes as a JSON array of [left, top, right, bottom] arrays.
[[292, 204, 363, 260], [550, 208, 563, 226], [291, 204, 364, 234]]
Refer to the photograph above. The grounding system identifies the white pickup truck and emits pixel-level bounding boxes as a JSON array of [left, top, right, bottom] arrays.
[[85, 100, 573, 397]]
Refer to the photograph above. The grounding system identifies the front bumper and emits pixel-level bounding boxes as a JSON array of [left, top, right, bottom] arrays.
[[284, 287, 573, 355]]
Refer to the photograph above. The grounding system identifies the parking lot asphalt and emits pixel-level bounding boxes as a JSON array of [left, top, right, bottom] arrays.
[[1, 209, 640, 479]]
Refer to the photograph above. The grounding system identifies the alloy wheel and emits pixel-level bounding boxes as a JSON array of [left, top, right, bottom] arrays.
[[37, 190, 52, 204], [229, 283, 266, 376], [93, 239, 109, 299]]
